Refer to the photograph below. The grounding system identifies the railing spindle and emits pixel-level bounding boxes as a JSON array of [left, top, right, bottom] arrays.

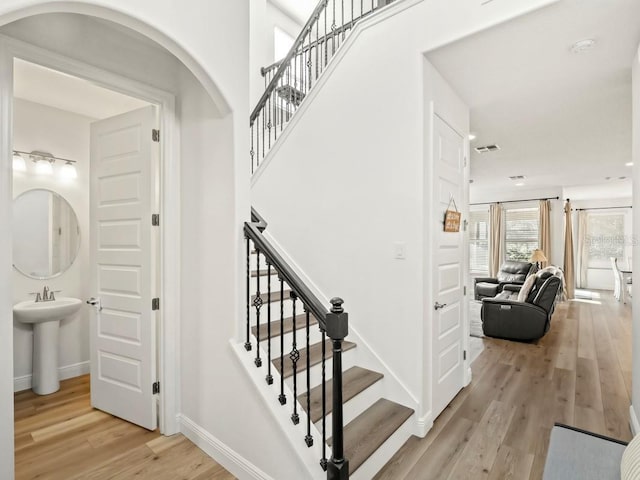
[[266, 263, 273, 384], [290, 292, 300, 425], [320, 329, 327, 471], [278, 277, 286, 405], [245, 238, 252, 351], [254, 251, 262, 367], [305, 308, 313, 447]]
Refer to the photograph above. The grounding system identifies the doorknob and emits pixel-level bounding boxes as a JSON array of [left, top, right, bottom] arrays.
[[86, 297, 102, 311], [434, 302, 447, 310]]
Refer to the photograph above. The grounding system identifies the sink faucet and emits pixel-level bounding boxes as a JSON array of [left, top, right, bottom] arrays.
[[42, 286, 50, 301]]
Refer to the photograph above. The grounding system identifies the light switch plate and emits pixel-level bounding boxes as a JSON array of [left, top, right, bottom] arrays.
[[394, 242, 406, 260]]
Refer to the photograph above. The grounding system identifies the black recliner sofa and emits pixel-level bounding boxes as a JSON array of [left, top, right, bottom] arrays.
[[481, 274, 562, 341], [474, 260, 534, 300]]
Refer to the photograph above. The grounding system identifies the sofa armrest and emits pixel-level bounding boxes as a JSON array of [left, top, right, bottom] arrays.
[[481, 299, 549, 341], [474, 277, 498, 284], [502, 284, 522, 293]]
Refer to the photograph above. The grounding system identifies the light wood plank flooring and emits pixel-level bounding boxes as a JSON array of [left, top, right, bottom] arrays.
[[376, 293, 633, 480], [14, 375, 235, 480]]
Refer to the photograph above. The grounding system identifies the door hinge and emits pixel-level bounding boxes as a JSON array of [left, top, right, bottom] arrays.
[[464, 285, 467, 296], [153, 381, 160, 394], [463, 219, 468, 231], [152, 298, 160, 311], [152, 129, 160, 142], [152, 214, 160, 226], [463, 350, 467, 360]]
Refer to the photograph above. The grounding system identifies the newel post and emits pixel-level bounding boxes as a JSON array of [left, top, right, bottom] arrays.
[[326, 297, 349, 480]]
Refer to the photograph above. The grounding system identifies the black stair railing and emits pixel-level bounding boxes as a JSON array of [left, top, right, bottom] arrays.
[[245, 208, 350, 479], [250, 0, 396, 173]]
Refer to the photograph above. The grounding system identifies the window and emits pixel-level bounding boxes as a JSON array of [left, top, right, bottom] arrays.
[[505, 208, 539, 261], [586, 213, 625, 267], [469, 209, 489, 273]]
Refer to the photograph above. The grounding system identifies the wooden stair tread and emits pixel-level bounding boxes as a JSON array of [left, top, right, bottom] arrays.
[[275, 340, 356, 378], [251, 290, 292, 304], [329, 398, 414, 474], [298, 367, 383, 423], [251, 314, 318, 340]]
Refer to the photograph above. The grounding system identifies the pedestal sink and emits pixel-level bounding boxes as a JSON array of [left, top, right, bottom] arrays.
[[14, 298, 82, 395]]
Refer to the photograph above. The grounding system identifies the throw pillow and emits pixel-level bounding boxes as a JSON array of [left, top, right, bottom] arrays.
[[621, 433, 640, 479], [517, 274, 537, 302]]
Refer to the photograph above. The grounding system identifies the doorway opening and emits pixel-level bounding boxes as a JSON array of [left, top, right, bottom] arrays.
[[11, 56, 162, 426]]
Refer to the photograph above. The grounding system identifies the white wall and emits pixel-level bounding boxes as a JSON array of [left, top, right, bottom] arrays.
[[12, 98, 92, 388], [252, 0, 551, 426], [632, 43, 640, 434], [0, 4, 301, 480]]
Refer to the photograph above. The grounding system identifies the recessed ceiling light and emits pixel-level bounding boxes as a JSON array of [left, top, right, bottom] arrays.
[[509, 175, 526, 180], [571, 38, 596, 54], [468, 133, 477, 141], [626, 162, 634, 167], [605, 176, 611, 180], [619, 176, 627, 180], [515, 182, 525, 187], [475, 144, 500, 153]]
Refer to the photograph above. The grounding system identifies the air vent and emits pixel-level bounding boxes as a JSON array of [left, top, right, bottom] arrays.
[[474, 144, 501, 153], [509, 175, 526, 180]]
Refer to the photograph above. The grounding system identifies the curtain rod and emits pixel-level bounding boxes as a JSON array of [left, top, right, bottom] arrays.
[[469, 196, 559, 206], [575, 206, 632, 211]]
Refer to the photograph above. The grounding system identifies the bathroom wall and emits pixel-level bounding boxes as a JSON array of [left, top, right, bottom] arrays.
[[12, 97, 92, 390]]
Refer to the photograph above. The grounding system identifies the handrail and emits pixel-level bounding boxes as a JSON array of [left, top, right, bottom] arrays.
[[244, 221, 330, 326], [250, 0, 329, 125]]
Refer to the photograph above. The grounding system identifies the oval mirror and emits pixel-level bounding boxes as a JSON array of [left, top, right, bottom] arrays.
[[13, 189, 80, 279]]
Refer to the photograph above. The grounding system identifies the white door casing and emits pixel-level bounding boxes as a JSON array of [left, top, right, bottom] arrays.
[[90, 105, 158, 430], [431, 114, 465, 419]]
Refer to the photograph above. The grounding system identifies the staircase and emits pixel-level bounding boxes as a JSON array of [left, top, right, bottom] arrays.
[[243, 2, 414, 478], [242, 211, 414, 479]]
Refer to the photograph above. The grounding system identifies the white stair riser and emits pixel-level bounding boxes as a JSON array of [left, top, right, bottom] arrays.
[[284, 347, 357, 395], [253, 325, 324, 358], [349, 413, 415, 480], [318, 376, 384, 439]]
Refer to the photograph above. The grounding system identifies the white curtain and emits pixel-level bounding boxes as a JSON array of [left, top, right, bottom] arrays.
[[577, 210, 589, 288], [489, 203, 503, 277], [539, 200, 551, 269], [563, 200, 575, 299]]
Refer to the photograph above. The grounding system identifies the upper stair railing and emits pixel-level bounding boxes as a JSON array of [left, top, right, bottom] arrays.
[[250, 0, 395, 173], [245, 208, 350, 479]]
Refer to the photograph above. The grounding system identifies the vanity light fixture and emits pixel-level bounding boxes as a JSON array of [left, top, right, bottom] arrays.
[[13, 150, 78, 179], [12, 151, 26, 172]]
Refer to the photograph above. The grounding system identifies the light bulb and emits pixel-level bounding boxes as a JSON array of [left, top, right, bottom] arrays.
[[12, 152, 26, 172], [34, 158, 53, 175], [60, 161, 77, 180]]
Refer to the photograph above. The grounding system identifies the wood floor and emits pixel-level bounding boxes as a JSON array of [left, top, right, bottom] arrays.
[[376, 293, 633, 480], [14, 375, 236, 480]]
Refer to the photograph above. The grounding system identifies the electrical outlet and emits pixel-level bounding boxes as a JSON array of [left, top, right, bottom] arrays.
[[394, 242, 406, 260]]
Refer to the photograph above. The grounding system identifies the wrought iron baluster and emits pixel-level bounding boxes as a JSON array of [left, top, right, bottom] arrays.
[[278, 277, 286, 405], [305, 308, 313, 447], [261, 110, 265, 161], [290, 292, 300, 425], [254, 251, 263, 367], [342, 0, 345, 40], [267, 95, 272, 150], [245, 238, 251, 351], [315, 14, 320, 81], [266, 263, 273, 384], [351, 0, 354, 31], [320, 329, 327, 471], [250, 123, 255, 175], [324, 4, 328, 67], [273, 89, 278, 142], [332, 0, 336, 55]]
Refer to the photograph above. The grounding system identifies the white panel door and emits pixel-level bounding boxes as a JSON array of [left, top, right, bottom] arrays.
[[431, 114, 465, 419], [90, 106, 158, 430]]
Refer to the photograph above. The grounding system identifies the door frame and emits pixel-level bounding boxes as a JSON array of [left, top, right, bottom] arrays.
[[0, 34, 181, 435]]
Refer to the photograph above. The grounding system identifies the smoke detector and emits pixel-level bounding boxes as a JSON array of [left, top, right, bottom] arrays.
[[474, 144, 500, 153]]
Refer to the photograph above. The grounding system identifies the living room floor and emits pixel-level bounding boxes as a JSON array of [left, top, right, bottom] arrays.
[[376, 292, 632, 480]]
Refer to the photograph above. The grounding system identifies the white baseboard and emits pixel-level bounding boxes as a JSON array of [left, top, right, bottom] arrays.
[[630, 405, 640, 436], [415, 411, 433, 438], [178, 414, 275, 480], [13, 361, 90, 392]]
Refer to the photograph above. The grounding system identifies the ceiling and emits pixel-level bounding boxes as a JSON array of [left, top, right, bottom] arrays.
[[13, 58, 149, 119], [426, 0, 640, 196]]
